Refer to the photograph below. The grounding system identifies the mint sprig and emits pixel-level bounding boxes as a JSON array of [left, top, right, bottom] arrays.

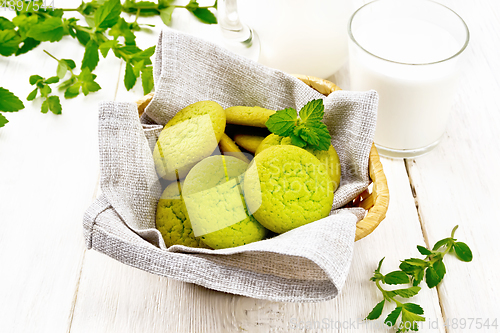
[[265, 99, 331, 151], [0, 0, 217, 127], [366, 225, 473, 332]]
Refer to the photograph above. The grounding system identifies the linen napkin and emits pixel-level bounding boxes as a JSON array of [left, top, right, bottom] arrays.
[[83, 28, 378, 302]]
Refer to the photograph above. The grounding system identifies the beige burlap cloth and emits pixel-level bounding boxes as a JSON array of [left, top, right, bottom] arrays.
[[83, 28, 378, 302]]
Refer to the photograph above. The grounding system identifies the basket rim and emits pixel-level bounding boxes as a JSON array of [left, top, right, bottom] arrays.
[[136, 75, 389, 241]]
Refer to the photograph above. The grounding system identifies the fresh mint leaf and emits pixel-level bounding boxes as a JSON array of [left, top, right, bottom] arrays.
[[160, 7, 175, 25], [401, 305, 425, 331], [299, 98, 323, 124], [392, 286, 421, 298], [45, 76, 60, 84], [29, 75, 44, 85], [383, 271, 410, 285], [191, 8, 217, 24], [266, 108, 296, 136], [124, 62, 137, 90], [65, 84, 81, 99], [99, 40, 118, 57], [141, 66, 154, 94], [15, 37, 40, 55], [94, 0, 122, 29], [307, 121, 331, 150], [0, 113, 8, 128], [424, 266, 440, 288], [453, 242, 473, 262], [385, 307, 402, 327], [401, 258, 428, 267], [0, 30, 22, 56], [40, 85, 52, 98], [416, 245, 432, 256], [366, 300, 385, 320], [109, 18, 136, 45], [295, 125, 319, 147], [27, 88, 38, 101], [433, 259, 446, 281], [130, 45, 156, 62], [79, 68, 101, 95], [290, 132, 307, 147], [432, 237, 453, 251], [46, 95, 62, 114], [82, 39, 99, 71], [0, 87, 25, 112], [26, 17, 64, 42], [41, 99, 49, 114], [0, 17, 15, 30]]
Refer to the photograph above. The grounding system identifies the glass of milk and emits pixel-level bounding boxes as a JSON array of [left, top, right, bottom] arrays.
[[348, 0, 469, 158]]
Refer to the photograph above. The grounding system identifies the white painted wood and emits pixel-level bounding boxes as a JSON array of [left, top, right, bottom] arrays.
[[403, 1, 500, 331], [0, 2, 121, 332]]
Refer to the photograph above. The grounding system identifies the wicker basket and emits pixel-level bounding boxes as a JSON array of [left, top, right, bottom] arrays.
[[135, 75, 389, 241]]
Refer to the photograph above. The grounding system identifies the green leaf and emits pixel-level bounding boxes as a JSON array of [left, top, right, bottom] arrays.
[[0, 87, 25, 112], [417, 245, 432, 256], [141, 66, 154, 94], [26, 17, 64, 42], [75, 29, 91, 46], [366, 300, 385, 320], [191, 8, 217, 24], [130, 45, 156, 62], [0, 17, 15, 31], [295, 125, 319, 147], [375, 257, 385, 273], [99, 40, 118, 57], [124, 62, 137, 90], [29, 75, 44, 85], [425, 266, 440, 288], [40, 85, 52, 98], [15, 37, 41, 55], [57, 62, 68, 79], [79, 68, 101, 95], [61, 59, 76, 70], [432, 237, 453, 251], [109, 18, 136, 45], [94, 0, 122, 29], [0, 30, 22, 56], [433, 259, 446, 281], [0, 113, 8, 128], [41, 99, 49, 114], [131, 1, 158, 8], [401, 305, 425, 331], [27, 88, 38, 101], [385, 307, 402, 327], [402, 303, 424, 315], [46, 95, 62, 115], [64, 84, 81, 99], [289, 132, 307, 147], [45, 76, 60, 84], [299, 99, 324, 124], [160, 7, 175, 25], [306, 121, 331, 150], [391, 286, 421, 298], [81, 39, 99, 71], [266, 108, 297, 136], [401, 258, 428, 267], [186, 0, 199, 11], [453, 242, 473, 262], [383, 271, 410, 285]]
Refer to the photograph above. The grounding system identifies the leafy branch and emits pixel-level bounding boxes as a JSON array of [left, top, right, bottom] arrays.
[[366, 225, 473, 332], [0, 0, 217, 127]]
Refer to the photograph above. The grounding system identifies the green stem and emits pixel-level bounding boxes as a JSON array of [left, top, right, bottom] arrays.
[[43, 50, 60, 63], [134, 8, 141, 23], [59, 8, 80, 11]]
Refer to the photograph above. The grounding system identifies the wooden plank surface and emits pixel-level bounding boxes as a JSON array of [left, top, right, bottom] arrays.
[[0, 6, 122, 332], [403, 1, 500, 331]]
